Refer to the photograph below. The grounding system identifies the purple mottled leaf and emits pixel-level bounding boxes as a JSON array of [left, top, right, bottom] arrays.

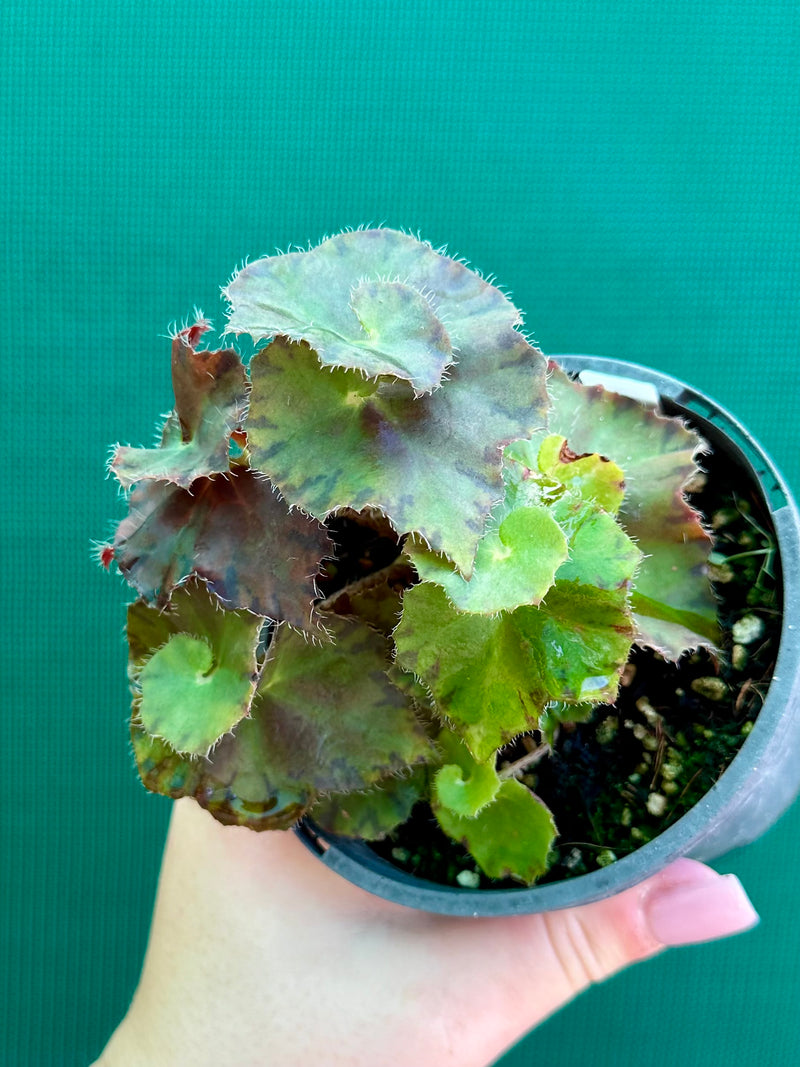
[[249, 614, 433, 794], [111, 323, 248, 489], [114, 468, 332, 630]]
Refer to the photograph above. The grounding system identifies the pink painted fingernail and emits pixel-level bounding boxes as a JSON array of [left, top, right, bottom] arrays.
[[644, 867, 760, 946]]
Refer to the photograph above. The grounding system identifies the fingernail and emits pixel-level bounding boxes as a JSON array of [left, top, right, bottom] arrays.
[[644, 869, 760, 946]]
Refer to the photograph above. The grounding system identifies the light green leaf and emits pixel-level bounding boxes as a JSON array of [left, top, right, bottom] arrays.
[[138, 634, 256, 756], [535, 434, 626, 514], [553, 502, 642, 591], [409, 504, 568, 614], [433, 731, 501, 818], [434, 778, 556, 884], [128, 581, 263, 757], [349, 279, 453, 392], [394, 580, 636, 761]]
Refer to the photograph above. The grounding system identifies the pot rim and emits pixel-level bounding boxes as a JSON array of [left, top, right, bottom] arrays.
[[295, 355, 800, 916]]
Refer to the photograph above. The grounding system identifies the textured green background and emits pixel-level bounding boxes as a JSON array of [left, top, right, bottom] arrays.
[[3, 2, 799, 1064]]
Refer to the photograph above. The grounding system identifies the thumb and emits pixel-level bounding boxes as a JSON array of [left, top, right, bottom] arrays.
[[517, 858, 759, 1008]]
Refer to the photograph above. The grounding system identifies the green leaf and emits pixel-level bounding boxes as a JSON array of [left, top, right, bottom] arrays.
[[248, 615, 433, 795], [225, 229, 531, 395], [394, 580, 636, 761], [547, 363, 718, 655], [408, 504, 568, 614], [307, 767, 427, 840], [533, 434, 626, 515], [114, 468, 332, 631], [111, 330, 248, 488], [237, 231, 549, 576], [432, 731, 501, 818], [553, 501, 642, 591], [128, 582, 262, 756], [245, 335, 547, 577], [138, 634, 256, 756], [406, 431, 634, 617], [129, 604, 431, 829], [349, 279, 453, 392], [434, 778, 556, 884]]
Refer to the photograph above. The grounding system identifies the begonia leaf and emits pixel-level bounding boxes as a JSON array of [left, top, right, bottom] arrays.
[[531, 434, 626, 515], [113, 468, 331, 631], [553, 499, 643, 591], [111, 329, 248, 489], [138, 634, 255, 757], [128, 582, 262, 757], [394, 580, 636, 761], [247, 615, 433, 795], [307, 767, 428, 840], [547, 363, 718, 654], [408, 504, 568, 614], [224, 229, 531, 395], [234, 230, 548, 575], [406, 432, 638, 615], [434, 778, 556, 884], [432, 731, 501, 818], [130, 721, 310, 831]]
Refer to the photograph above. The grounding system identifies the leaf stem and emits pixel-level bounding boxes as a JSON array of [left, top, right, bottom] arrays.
[[498, 743, 551, 780]]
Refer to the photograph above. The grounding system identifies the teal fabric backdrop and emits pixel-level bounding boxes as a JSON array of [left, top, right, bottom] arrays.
[[3, 2, 799, 1063]]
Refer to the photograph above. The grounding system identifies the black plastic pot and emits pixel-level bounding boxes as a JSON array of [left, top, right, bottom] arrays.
[[295, 356, 800, 917]]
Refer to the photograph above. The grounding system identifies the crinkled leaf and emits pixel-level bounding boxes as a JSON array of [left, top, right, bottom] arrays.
[[351, 279, 453, 392], [407, 433, 630, 615], [111, 332, 248, 488], [434, 778, 556, 884], [138, 633, 257, 756], [394, 581, 636, 761], [307, 767, 427, 840], [433, 731, 501, 818], [547, 363, 718, 654], [128, 581, 262, 756], [114, 468, 331, 630], [248, 615, 432, 795], [408, 504, 568, 614], [531, 434, 626, 515], [130, 608, 430, 828], [245, 335, 547, 577], [238, 235, 548, 576], [225, 229, 533, 395], [127, 579, 261, 666], [130, 720, 310, 831], [553, 500, 642, 591]]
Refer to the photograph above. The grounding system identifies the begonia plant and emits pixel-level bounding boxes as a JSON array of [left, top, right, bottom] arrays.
[[100, 229, 717, 884]]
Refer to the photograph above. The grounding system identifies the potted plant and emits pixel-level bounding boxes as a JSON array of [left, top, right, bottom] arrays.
[[100, 228, 800, 917]]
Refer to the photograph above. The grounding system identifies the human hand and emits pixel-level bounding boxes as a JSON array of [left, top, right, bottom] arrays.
[[94, 797, 759, 1067]]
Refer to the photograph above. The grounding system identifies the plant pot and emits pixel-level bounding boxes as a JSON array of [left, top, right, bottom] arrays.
[[295, 356, 800, 917]]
